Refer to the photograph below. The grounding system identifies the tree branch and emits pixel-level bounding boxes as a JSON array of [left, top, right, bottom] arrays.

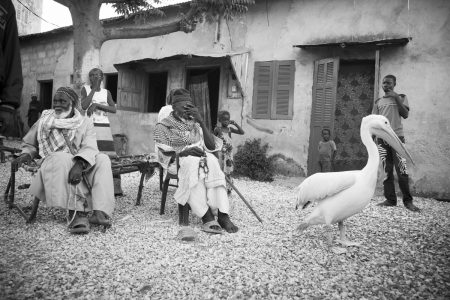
[[103, 22, 180, 42], [101, 0, 129, 3]]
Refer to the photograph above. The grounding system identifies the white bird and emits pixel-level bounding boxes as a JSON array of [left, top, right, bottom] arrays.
[[295, 115, 413, 249]]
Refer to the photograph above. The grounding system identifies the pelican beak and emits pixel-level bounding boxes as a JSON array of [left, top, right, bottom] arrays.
[[372, 125, 415, 165]]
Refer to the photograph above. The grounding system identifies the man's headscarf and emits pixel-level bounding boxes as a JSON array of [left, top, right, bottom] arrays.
[[55, 86, 79, 108], [37, 87, 84, 158]]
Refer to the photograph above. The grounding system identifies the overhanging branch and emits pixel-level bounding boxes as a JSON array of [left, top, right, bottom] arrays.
[[101, 0, 129, 3], [102, 21, 195, 42]]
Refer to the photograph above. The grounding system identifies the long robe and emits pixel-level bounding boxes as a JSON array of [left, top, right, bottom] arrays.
[[154, 114, 229, 217], [21, 115, 115, 216]]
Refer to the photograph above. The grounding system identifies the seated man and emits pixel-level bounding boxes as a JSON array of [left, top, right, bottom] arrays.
[[154, 88, 238, 234], [12, 87, 115, 234]]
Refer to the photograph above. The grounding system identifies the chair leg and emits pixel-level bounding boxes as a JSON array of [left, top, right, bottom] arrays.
[[160, 177, 170, 215], [178, 204, 190, 226], [159, 165, 164, 191], [135, 172, 145, 206], [27, 197, 40, 223]]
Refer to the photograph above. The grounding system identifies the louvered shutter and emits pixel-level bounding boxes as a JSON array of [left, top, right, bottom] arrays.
[[252, 62, 273, 119], [117, 68, 146, 112], [307, 58, 339, 175], [271, 60, 295, 119]]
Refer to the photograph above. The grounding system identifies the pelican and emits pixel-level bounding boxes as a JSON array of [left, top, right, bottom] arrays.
[[295, 115, 413, 249]]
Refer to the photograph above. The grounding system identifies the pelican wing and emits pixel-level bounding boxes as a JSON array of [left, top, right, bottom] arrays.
[[295, 171, 357, 209]]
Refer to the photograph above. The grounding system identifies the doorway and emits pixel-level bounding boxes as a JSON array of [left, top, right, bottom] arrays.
[[147, 72, 168, 113], [307, 58, 375, 175], [104, 73, 118, 103], [39, 80, 53, 109], [186, 67, 220, 130]]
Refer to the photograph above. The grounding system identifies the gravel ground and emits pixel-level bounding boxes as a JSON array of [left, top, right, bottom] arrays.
[[1, 141, 449, 299]]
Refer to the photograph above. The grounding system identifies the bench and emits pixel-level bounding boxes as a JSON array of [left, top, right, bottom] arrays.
[[3, 154, 163, 222]]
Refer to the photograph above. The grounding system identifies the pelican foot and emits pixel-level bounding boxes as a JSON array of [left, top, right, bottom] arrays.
[[297, 223, 308, 232], [336, 239, 361, 247], [330, 247, 347, 255]]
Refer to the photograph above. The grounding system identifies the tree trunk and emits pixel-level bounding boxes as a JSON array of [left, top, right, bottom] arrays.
[[60, 0, 196, 94], [68, 0, 104, 92]]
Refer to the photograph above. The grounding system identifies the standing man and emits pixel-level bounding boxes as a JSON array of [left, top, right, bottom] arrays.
[[372, 74, 420, 212], [27, 93, 42, 128], [0, 0, 23, 137]]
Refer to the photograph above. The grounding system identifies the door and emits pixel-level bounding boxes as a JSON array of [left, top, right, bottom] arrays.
[[333, 60, 375, 171], [307, 58, 339, 176], [117, 68, 146, 112]]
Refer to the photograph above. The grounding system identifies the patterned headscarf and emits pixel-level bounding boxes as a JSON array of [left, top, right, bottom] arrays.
[[170, 88, 192, 105]]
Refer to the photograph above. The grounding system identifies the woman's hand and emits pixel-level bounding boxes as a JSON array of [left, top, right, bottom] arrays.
[[92, 76, 102, 91], [87, 103, 97, 117], [183, 103, 203, 123]]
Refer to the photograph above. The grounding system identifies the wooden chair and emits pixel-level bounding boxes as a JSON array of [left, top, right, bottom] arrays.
[[158, 150, 190, 225]]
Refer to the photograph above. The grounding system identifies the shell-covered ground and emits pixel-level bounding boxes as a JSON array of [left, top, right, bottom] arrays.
[[0, 141, 449, 299]]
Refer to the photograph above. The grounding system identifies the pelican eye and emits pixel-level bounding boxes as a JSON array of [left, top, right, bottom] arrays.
[[385, 121, 387, 124]]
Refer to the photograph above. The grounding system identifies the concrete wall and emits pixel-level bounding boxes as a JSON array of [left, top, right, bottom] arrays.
[[19, 32, 73, 127], [18, 0, 450, 197]]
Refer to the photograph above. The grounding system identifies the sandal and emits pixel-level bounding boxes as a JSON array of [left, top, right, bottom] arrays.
[[69, 215, 90, 234], [201, 220, 223, 234], [177, 227, 197, 242]]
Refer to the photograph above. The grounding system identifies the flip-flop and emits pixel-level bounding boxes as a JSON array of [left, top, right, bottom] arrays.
[[177, 227, 197, 242], [201, 220, 223, 234], [69, 216, 90, 234]]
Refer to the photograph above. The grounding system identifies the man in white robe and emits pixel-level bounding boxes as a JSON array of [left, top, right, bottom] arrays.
[[12, 87, 115, 234]]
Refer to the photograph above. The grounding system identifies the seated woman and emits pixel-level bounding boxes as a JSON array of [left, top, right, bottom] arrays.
[[154, 88, 238, 234]]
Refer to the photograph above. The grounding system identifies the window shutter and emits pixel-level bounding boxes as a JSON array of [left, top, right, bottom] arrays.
[[252, 62, 273, 119], [117, 68, 145, 112], [271, 60, 295, 119], [307, 57, 339, 175]]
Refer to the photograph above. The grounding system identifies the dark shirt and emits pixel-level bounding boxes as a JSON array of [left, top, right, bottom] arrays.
[[28, 99, 42, 120], [0, 0, 23, 109]]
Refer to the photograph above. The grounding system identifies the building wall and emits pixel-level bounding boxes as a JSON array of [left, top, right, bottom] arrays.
[[12, 0, 42, 35], [18, 0, 450, 197]]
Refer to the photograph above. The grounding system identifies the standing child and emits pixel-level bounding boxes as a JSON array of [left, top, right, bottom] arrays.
[[214, 110, 244, 194], [318, 128, 336, 172]]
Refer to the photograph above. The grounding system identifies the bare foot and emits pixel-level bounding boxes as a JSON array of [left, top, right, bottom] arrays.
[[218, 212, 238, 233]]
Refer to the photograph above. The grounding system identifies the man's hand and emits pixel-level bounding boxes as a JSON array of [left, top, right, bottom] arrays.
[[12, 153, 32, 172], [68, 161, 84, 185], [385, 90, 399, 99], [230, 120, 236, 126], [86, 103, 96, 117], [180, 147, 205, 157]]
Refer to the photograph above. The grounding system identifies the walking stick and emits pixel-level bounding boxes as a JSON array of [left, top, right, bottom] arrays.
[[225, 176, 263, 223]]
